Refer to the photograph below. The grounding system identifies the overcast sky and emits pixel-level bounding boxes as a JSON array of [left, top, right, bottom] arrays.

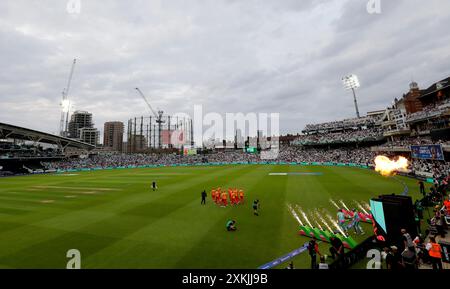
[[0, 0, 449, 138]]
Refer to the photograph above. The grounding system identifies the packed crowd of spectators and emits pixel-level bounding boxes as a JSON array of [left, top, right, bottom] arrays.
[[41, 145, 450, 179], [373, 137, 450, 150], [44, 146, 380, 171], [43, 152, 261, 170], [412, 159, 450, 179], [303, 116, 381, 133], [276, 146, 377, 164], [406, 98, 450, 123], [293, 128, 383, 145], [377, 137, 435, 147]]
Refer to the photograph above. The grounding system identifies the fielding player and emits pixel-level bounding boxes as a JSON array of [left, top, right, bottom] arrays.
[[151, 181, 157, 191]]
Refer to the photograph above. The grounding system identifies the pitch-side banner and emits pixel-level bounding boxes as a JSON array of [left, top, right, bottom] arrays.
[[410, 145, 445, 161]]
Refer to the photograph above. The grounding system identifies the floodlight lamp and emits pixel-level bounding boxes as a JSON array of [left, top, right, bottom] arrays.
[[61, 99, 71, 113], [342, 74, 360, 90]]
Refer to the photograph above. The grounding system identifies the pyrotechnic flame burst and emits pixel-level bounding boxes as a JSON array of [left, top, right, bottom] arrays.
[[374, 155, 409, 177], [354, 201, 369, 215], [363, 201, 371, 211], [310, 210, 323, 230], [330, 199, 340, 209], [295, 205, 313, 228], [287, 204, 303, 226], [339, 200, 350, 211], [314, 209, 333, 232], [289, 204, 348, 237], [325, 213, 347, 238]]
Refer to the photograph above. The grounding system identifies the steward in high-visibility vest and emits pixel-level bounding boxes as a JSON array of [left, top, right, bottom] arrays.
[[428, 237, 443, 270], [429, 242, 442, 259]]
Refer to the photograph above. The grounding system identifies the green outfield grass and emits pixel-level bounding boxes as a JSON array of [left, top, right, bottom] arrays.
[[0, 165, 423, 269]]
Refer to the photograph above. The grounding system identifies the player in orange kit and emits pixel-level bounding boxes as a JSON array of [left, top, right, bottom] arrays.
[[230, 190, 238, 206], [215, 189, 221, 205], [221, 191, 228, 207], [215, 188, 221, 204], [239, 189, 244, 204]]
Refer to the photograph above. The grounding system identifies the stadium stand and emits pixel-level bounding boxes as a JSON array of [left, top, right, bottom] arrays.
[[43, 147, 377, 170], [292, 128, 384, 146], [302, 115, 381, 133], [0, 122, 95, 175], [0, 122, 95, 152]]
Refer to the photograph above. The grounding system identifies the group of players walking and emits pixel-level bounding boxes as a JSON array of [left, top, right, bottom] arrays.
[[337, 208, 365, 235]]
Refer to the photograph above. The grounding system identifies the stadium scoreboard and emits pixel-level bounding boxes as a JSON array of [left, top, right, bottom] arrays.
[[245, 147, 258, 153], [183, 147, 197, 156]]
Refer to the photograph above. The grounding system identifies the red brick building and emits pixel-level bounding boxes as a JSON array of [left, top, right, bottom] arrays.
[[402, 82, 424, 114]]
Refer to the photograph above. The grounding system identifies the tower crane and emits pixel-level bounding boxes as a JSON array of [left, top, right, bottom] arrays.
[[135, 87, 165, 148], [59, 59, 77, 137]]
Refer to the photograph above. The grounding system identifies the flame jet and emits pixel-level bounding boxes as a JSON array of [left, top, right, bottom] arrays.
[[310, 210, 323, 230], [314, 209, 333, 232], [287, 204, 304, 226], [325, 213, 347, 238], [374, 155, 409, 177], [354, 200, 369, 215], [339, 200, 350, 211], [330, 199, 340, 209], [295, 205, 313, 228]]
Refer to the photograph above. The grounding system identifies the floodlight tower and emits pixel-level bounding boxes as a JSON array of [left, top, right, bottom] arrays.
[[342, 74, 361, 118]]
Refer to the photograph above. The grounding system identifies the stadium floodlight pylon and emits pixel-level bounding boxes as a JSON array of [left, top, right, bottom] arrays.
[[342, 74, 361, 119]]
